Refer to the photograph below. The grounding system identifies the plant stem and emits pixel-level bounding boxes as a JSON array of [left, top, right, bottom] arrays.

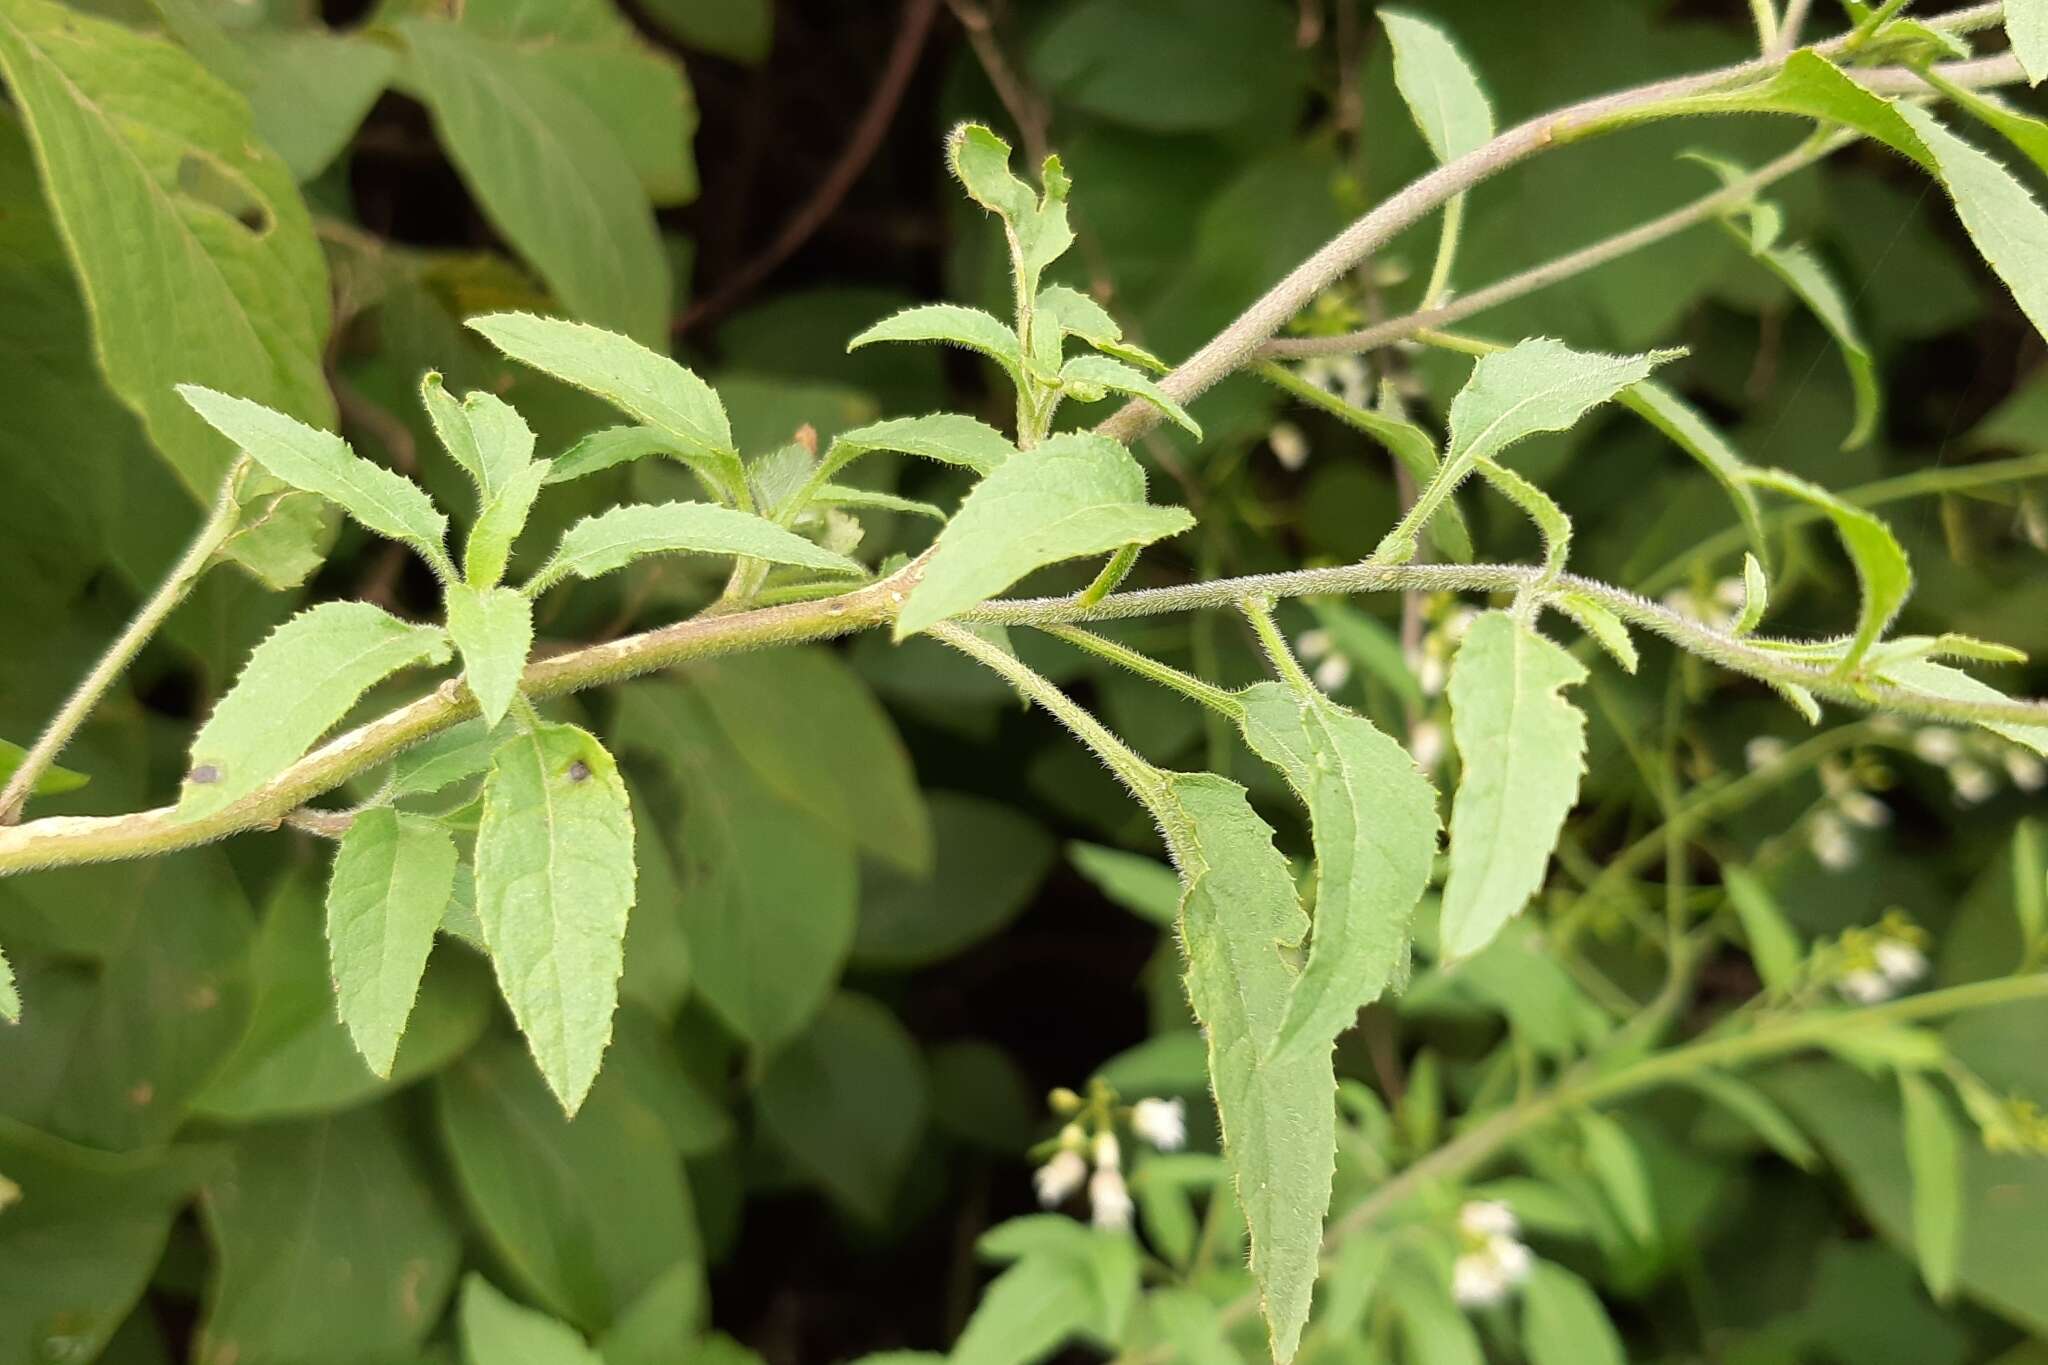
[[1750, 0, 1781, 52], [0, 470, 241, 825], [1075, 544, 1141, 608], [1239, 595, 1320, 697], [1039, 625, 1244, 718]]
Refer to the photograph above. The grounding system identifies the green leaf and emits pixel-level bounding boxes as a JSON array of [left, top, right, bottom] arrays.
[[544, 426, 677, 485], [1521, 1262, 1625, 1365], [323, 810, 456, 1078], [614, 685, 857, 1049], [394, 22, 670, 344], [198, 1108, 461, 1362], [1067, 841, 1181, 926], [2010, 0, 2048, 84], [529, 501, 862, 593], [853, 793, 1054, 967], [1756, 242, 1880, 450], [1616, 380, 1767, 567], [1035, 283, 1122, 348], [1874, 658, 2048, 755], [950, 1255, 1098, 1365], [947, 122, 1073, 302], [1577, 1110, 1657, 1243], [462, 1275, 603, 1365], [0, 0, 333, 586], [468, 313, 735, 478], [465, 458, 548, 588], [0, 738, 86, 798], [757, 992, 927, 1225], [1235, 682, 1439, 1060], [0, 942, 15, 1023], [179, 385, 451, 572], [1746, 468, 1911, 674], [1382, 9, 1494, 162], [1722, 866, 1804, 993], [474, 723, 637, 1115], [1439, 612, 1587, 962], [1387, 340, 1677, 560], [818, 412, 1016, 482], [596, 1262, 707, 1365], [847, 303, 1025, 383], [1157, 772, 1331, 1364], [436, 1038, 702, 1331], [686, 646, 932, 874], [1734, 552, 1770, 635], [388, 718, 501, 798], [2016, 818, 2046, 948], [446, 584, 535, 727], [1554, 593, 1637, 673], [637, 0, 770, 64], [1058, 353, 1201, 436], [422, 373, 536, 497], [1899, 1071, 1963, 1301], [1895, 104, 2048, 349], [179, 602, 452, 820], [898, 433, 1194, 637], [1681, 1070, 1818, 1169], [1474, 457, 1571, 576]]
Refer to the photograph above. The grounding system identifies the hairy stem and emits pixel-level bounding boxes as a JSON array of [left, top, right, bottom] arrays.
[[0, 469, 242, 825], [1037, 625, 1244, 718]]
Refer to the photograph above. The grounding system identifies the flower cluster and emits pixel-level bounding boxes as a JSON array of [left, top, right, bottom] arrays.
[[1827, 910, 1930, 1005], [1032, 1082, 1185, 1232], [1450, 1200, 1533, 1309], [1956, 1080, 2048, 1156], [1903, 723, 2045, 805]]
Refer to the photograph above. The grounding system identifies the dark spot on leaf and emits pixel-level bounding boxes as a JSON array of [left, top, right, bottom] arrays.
[[567, 760, 591, 783], [189, 764, 221, 785], [175, 153, 273, 235]]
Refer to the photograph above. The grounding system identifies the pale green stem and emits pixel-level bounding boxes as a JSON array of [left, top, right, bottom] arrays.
[[1076, 544, 1141, 608], [1238, 595, 1320, 697], [1750, 0, 1781, 51], [1038, 625, 1244, 718], [1419, 193, 1466, 310], [0, 468, 241, 825]]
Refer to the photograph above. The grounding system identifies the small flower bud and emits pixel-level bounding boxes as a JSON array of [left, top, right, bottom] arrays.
[[1837, 792, 1892, 830], [1034, 1149, 1087, 1207], [1408, 720, 1446, 770], [1913, 728, 1963, 765], [1313, 655, 1352, 694], [1874, 939, 1927, 987], [1089, 1165, 1133, 1230], [1132, 1097, 1187, 1151], [1457, 1200, 1518, 1239], [1092, 1130, 1121, 1170], [1048, 1087, 1083, 1116], [1745, 736, 1788, 771], [1269, 421, 1309, 471], [2006, 750, 2046, 792], [1838, 969, 1894, 1005], [1950, 760, 1996, 806], [1809, 813, 1856, 871]]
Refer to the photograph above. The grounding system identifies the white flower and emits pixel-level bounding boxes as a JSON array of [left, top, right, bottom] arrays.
[[2005, 750, 2045, 792], [1837, 792, 1892, 830], [1035, 1149, 1087, 1206], [1089, 1165, 1133, 1230], [1950, 760, 1996, 806], [1809, 813, 1856, 871], [1445, 608, 1480, 642], [1092, 1130, 1121, 1170], [1409, 720, 1446, 770], [1452, 1252, 1512, 1308], [1269, 421, 1309, 470], [1131, 1097, 1187, 1151], [1713, 577, 1748, 609], [1875, 939, 1927, 987], [1913, 728, 1963, 765], [1295, 628, 1333, 660], [1314, 655, 1353, 694], [1417, 652, 1448, 698], [1457, 1200, 1518, 1239], [1745, 736, 1788, 771], [1839, 969, 1895, 1005], [1489, 1235, 1533, 1284]]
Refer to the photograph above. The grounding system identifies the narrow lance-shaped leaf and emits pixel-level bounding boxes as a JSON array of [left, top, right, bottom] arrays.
[[1384, 340, 1677, 561], [2011, 0, 2048, 85], [474, 722, 636, 1115], [1617, 380, 1767, 568], [527, 502, 864, 594], [1439, 611, 1588, 962], [179, 602, 452, 819], [1520, 1263, 1625, 1365], [1895, 103, 2048, 350], [1746, 468, 1910, 674], [326, 808, 459, 1076], [1383, 8, 1494, 297], [1899, 1071, 1963, 1302], [465, 459, 549, 589], [180, 386, 451, 574], [1058, 353, 1202, 437], [1875, 657, 2048, 756], [0, 737, 87, 796], [847, 304, 1024, 384], [542, 426, 677, 485], [897, 433, 1195, 638], [446, 584, 535, 727], [1157, 772, 1331, 1364], [1235, 683, 1438, 1061], [422, 373, 535, 497], [1722, 866, 1804, 992], [817, 412, 1016, 483], [0, 939, 17, 1022], [466, 313, 736, 483], [1680, 1070, 1818, 1169]]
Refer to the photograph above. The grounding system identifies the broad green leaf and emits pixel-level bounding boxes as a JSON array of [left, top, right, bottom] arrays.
[[897, 432, 1194, 637], [819, 412, 1016, 481], [1067, 841, 1180, 926], [474, 723, 636, 1115], [545, 426, 677, 485], [529, 501, 862, 593], [388, 718, 500, 798], [853, 793, 1054, 967], [325, 808, 459, 1077], [596, 1262, 707, 1365], [179, 385, 451, 572], [847, 304, 1025, 383], [1382, 10, 1494, 162], [2010, 0, 2048, 84], [1746, 468, 1911, 674], [1439, 612, 1588, 962], [1681, 1070, 1818, 1169], [637, 0, 770, 63], [422, 373, 536, 497], [395, 23, 669, 344], [465, 455, 547, 587], [1874, 658, 2048, 755], [1895, 104, 2048, 349], [1036, 283, 1122, 348], [0, 738, 86, 797], [1236, 682, 1438, 1060], [1521, 1262, 1625, 1365], [950, 1255, 1098, 1365], [614, 685, 857, 1048], [446, 584, 535, 727], [1389, 1261, 1485, 1365], [0, 942, 15, 1023], [178, 602, 452, 819], [1924, 73, 2048, 184], [947, 122, 1073, 301], [757, 992, 927, 1224], [1722, 866, 1804, 992], [197, 1108, 461, 1362], [468, 313, 734, 476], [1616, 380, 1766, 566], [1058, 353, 1201, 435], [686, 646, 932, 873], [436, 1039, 701, 1331], [1386, 340, 1676, 560], [813, 485, 946, 520], [0, 0, 333, 586], [1899, 1071, 1963, 1301], [462, 1275, 602, 1365], [1576, 1110, 1656, 1242], [1157, 772, 1331, 1363]]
